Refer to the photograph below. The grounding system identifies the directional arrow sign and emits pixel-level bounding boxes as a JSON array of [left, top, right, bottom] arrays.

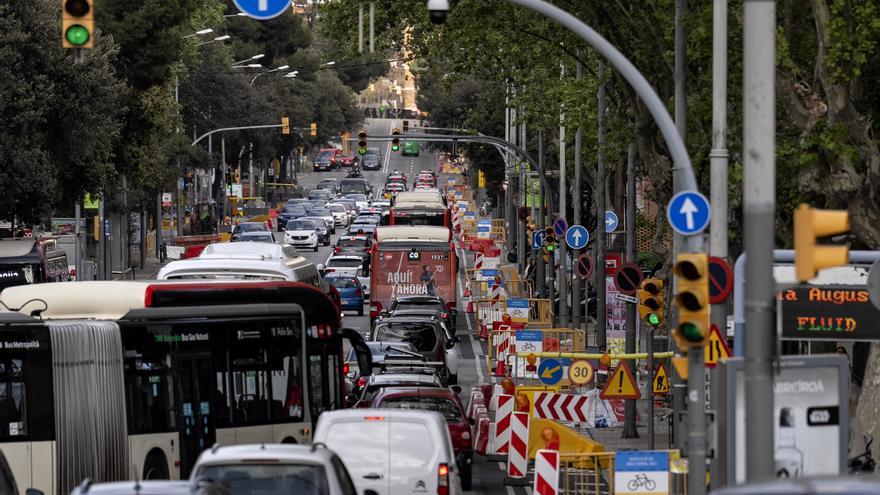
[[234, 0, 292, 19], [532, 230, 546, 250], [565, 225, 589, 250], [604, 211, 619, 232], [667, 190, 711, 235], [537, 358, 563, 386], [533, 392, 590, 422]]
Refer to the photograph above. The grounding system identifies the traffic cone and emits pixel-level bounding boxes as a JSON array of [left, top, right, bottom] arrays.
[[480, 324, 489, 340], [464, 285, 472, 298], [466, 299, 474, 313], [495, 359, 507, 377]]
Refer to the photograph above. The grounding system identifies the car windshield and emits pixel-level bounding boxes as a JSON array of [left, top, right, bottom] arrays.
[[283, 206, 305, 214], [240, 233, 273, 242], [196, 464, 329, 495], [328, 258, 363, 268], [381, 396, 462, 422], [235, 223, 264, 232], [327, 277, 359, 289], [302, 217, 327, 228], [328, 204, 346, 213], [346, 194, 367, 201], [287, 220, 315, 230], [311, 208, 331, 216], [374, 322, 438, 352], [317, 150, 334, 160]]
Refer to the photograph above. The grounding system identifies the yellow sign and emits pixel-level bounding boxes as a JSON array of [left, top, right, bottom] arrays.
[[568, 359, 594, 386], [84, 193, 100, 209], [477, 170, 486, 188], [704, 324, 732, 368], [653, 364, 670, 395], [599, 361, 640, 400]]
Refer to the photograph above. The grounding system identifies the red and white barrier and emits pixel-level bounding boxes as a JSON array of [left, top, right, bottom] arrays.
[[492, 394, 514, 455], [466, 390, 485, 421], [534, 450, 560, 495], [505, 412, 530, 481], [474, 252, 485, 271], [474, 415, 490, 455], [533, 392, 590, 422], [492, 331, 515, 377]]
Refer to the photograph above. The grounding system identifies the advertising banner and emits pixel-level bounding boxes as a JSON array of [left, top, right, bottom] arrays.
[[778, 285, 880, 341], [373, 249, 453, 308]]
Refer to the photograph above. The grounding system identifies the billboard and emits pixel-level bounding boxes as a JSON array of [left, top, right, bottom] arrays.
[[373, 249, 454, 307], [778, 285, 880, 341]]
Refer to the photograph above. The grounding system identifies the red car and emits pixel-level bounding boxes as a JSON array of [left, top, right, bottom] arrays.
[[339, 155, 356, 167], [368, 386, 473, 490]]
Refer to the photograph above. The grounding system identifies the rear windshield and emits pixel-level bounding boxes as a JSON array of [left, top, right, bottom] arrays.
[[345, 194, 367, 201], [311, 209, 331, 216], [328, 204, 346, 213], [327, 277, 359, 289], [381, 396, 462, 422], [338, 238, 367, 248], [328, 258, 363, 268], [373, 323, 438, 352], [394, 302, 443, 312], [196, 464, 329, 495]]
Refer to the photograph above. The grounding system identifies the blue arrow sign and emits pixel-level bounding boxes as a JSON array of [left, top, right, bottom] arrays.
[[553, 217, 568, 237], [565, 225, 589, 250], [605, 211, 619, 233], [538, 358, 563, 386], [178, 177, 185, 191], [234, 0, 292, 20], [532, 230, 546, 250], [667, 190, 711, 235]]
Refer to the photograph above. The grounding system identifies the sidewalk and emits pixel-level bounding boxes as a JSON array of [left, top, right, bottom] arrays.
[[131, 256, 166, 280]]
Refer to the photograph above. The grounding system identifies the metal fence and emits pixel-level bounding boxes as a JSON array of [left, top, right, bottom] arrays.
[[557, 450, 687, 495], [487, 327, 586, 378]]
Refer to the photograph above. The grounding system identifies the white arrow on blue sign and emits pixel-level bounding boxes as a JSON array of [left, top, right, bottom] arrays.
[[604, 211, 619, 232], [553, 217, 568, 237], [532, 230, 546, 250], [666, 190, 711, 235], [234, 0, 291, 20], [565, 225, 589, 250]]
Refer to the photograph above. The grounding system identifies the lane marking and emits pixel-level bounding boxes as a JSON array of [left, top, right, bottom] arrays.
[[456, 245, 483, 383]]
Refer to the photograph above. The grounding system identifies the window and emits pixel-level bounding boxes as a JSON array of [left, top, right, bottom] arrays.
[[327, 277, 358, 289], [268, 351, 304, 422], [374, 323, 438, 352], [308, 355, 325, 418], [231, 348, 270, 424], [331, 454, 358, 495], [124, 350, 175, 434], [0, 357, 26, 438], [197, 464, 329, 495], [381, 396, 462, 422]]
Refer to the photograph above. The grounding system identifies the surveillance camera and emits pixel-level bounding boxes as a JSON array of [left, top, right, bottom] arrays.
[[427, 0, 449, 25]]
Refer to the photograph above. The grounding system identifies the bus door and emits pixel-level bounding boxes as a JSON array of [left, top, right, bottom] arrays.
[[306, 340, 342, 426], [175, 353, 216, 477]]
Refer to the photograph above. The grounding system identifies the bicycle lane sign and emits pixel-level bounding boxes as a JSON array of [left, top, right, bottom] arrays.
[[613, 451, 669, 495]]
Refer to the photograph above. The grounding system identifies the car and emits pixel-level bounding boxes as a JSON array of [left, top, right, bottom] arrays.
[[372, 199, 392, 210], [347, 372, 447, 407], [314, 148, 340, 171], [284, 219, 320, 251], [231, 221, 269, 241], [368, 387, 473, 490], [326, 274, 365, 315], [344, 193, 371, 212], [314, 410, 463, 495], [277, 204, 308, 231], [361, 149, 381, 171], [343, 341, 418, 385], [334, 198, 358, 219], [190, 443, 358, 495], [309, 207, 336, 234], [318, 178, 340, 194], [389, 295, 457, 334], [308, 189, 333, 202], [301, 216, 333, 245], [711, 477, 880, 495], [321, 254, 370, 296], [334, 234, 371, 255], [339, 154, 357, 167], [347, 223, 377, 237], [235, 231, 275, 243], [370, 316, 458, 384], [340, 178, 372, 197], [70, 481, 192, 495], [326, 203, 350, 227], [383, 182, 405, 199]]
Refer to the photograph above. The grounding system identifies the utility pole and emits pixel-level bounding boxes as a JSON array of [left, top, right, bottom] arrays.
[[518, 119, 528, 272], [358, 3, 364, 54], [743, 0, 776, 482], [572, 58, 583, 329], [558, 64, 569, 327], [596, 62, 607, 350], [537, 132, 546, 295], [369, 1, 375, 53], [220, 136, 227, 222], [622, 143, 639, 439], [504, 93, 515, 257], [710, 0, 729, 349]]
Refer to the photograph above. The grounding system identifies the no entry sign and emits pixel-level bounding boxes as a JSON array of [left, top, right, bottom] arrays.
[[613, 263, 643, 296], [708, 256, 733, 304], [574, 254, 594, 280]]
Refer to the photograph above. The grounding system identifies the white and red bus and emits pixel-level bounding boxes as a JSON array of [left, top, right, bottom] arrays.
[[385, 190, 450, 228], [369, 226, 457, 318], [0, 280, 370, 493]]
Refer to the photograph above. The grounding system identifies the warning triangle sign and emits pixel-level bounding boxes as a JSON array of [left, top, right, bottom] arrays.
[[600, 360, 641, 400], [653, 364, 670, 395], [704, 324, 732, 368]]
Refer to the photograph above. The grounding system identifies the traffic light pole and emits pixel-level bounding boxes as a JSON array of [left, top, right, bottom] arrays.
[[687, 348, 707, 495], [596, 62, 607, 351], [622, 143, 638, 439]]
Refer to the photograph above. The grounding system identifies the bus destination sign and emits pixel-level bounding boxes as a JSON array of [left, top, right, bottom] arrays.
[[778, 285, 880, 341]]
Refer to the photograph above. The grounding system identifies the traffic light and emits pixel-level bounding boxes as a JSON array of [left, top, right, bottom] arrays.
[[391, 129, 400, 152], [403, 120, 409, 132], [638, 277, 665, 328], [358, 129, 367, 155], [281, 117, 290, 135], [233, 167, 241, 183], [794, 203, 850, 282], [672, 253, 709, 349], [310, 122, 317, 137], [62, 0, 94, 49]]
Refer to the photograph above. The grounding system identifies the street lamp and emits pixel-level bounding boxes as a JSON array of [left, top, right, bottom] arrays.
[[197, 34, 231, 47], [223, 12, 249, 18], [184, 28, 213, 38], [284, 71, 299, 78], [232, 63, 263, 69], [232, 53, 264, 66], [250, 65, 291, 85], [321, 61, 336, 66]]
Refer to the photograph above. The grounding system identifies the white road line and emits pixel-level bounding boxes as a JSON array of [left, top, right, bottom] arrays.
[[456, 246, 484, 383]]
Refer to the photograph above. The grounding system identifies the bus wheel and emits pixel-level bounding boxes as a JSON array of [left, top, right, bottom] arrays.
[[143, 450, 169, 480]]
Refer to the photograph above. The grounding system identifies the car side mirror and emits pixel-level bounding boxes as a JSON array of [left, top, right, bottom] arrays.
[[451, 385, 462, 394]]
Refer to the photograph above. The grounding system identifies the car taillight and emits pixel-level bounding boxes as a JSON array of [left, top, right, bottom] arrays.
[[370, 301, 382, 318], [438, 464, 450, 495], [356, 376, 368, 388], [441, 312, 448, 319], [334, 247, 341, 254], [343, 362, 350, 375], [324, 268, 335, 273], [446, 301, 456, 311]]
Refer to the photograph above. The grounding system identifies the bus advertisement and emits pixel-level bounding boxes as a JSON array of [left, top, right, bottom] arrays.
[[369, 226, 457, 318]]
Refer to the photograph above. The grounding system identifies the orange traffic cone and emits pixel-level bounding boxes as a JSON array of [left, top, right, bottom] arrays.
[[494, 359, 507, 377]]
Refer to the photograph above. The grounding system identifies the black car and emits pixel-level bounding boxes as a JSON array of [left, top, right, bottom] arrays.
[[301, 216, 332, 245], [388, 295, 457, 334], [361, 152, 381, 171]]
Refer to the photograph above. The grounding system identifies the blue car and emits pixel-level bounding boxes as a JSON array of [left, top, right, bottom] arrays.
[[325, 274, 364, 315]]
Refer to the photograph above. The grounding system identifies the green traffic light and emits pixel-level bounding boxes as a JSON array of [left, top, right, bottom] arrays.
[[647, 313, 661, 327], [679, 322, 703, 342], [546, 244, 555, 252], [65, 25, 90, 46], [359, 148, 366, 155], [392, 144, 400, 151]]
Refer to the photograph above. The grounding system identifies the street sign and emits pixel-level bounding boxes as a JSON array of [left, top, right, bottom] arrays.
[[605, 252, 623, 276], [553, 217, 568, 237], [615, 293, 638, 304], [705, 324, 732, 368], [778, 284, 880, 341], [538, 358, 564, 386], [234, 0, 292, 19], [708, 256, 734, 304], [600, 361, 640, 400], [869, 260, 880, 311], [613, 263, 644, 296], [533, 392, 589, 421], [614, 451, 669, 495], [178, 177, 186, 191], [568, 359, 594, 385], [506, 299, 530, 323], [666, 190, 711, 235], [532, 230, 546, 250], [604, 210, 619, 232], [653, 364, 670, 395], [565, 225, 589, 250], [574, 254, 594, 280]]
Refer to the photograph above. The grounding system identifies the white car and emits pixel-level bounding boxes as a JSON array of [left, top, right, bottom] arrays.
[[314, 409, 462, 495], [190, 443, 358, 495], [345, 193, 370, 212], [321, 254, 370, 296], [284, 219, 319, 251], [327, 203, 351, 227]]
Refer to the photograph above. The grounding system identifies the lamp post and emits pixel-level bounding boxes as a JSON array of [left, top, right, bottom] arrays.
[[250, 65, 291, 85], [183, 28, 213, 38], [232, 53, 264, 66], [197, 34, 230, 47]]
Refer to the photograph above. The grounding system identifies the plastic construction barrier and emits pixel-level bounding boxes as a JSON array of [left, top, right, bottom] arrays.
[[488, 328, 587, 378]]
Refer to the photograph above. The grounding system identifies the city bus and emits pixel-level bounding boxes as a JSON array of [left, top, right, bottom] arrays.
[[386, 190, 450, 228], [369, 226, 457, 318], [0, 280, 371, 494]]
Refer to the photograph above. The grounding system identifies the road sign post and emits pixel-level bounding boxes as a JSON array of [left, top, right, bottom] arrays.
[[532, 230, 547, 250], [613, 263, 644, 296], [565, 225, 589, 250], [538, 358, 563, 386]]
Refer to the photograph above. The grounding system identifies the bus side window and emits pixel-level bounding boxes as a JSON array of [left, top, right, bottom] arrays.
[[231, 347, 270, 424]]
